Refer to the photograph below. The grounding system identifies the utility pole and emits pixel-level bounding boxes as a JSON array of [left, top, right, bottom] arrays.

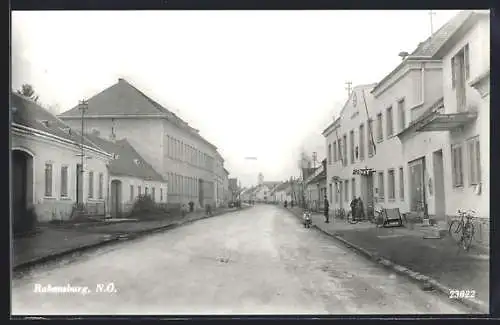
[[429, 10, 436, 35], [345, 81, 352, 97], [77, 99, 88, 212]]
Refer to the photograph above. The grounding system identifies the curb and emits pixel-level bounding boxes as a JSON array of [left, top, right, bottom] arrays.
[[13, 206, 251, 273], [284, 207, 488, 314]]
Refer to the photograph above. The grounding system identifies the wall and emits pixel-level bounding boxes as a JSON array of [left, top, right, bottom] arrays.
[[441, 16, 490, 221], [63, 118, 165, 177], [12, 133, 110, 222], [109, 175, 168, 214]]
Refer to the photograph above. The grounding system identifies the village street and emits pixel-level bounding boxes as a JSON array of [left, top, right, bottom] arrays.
[[12, 205, 468, 315]]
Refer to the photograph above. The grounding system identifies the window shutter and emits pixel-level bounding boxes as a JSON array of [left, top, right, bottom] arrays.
[[451, 57, 456, 89], [464, 45, 470, 80], [475, 139, 481, 183]]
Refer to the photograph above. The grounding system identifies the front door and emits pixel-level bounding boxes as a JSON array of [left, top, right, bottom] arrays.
[[362, 174, 374, 215], [110, 180, 122, 217], [433, 150, 446, 220], [76, 164, 83, 204], [409, 158, 426, 212]]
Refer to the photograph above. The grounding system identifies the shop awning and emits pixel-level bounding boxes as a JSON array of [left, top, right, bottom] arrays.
[[396, 97, 477, 141]]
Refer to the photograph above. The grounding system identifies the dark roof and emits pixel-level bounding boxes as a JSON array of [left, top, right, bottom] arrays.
[[84, 133, 165, 182], [58, 78, 217, 150], [11, 92, 104, 152]]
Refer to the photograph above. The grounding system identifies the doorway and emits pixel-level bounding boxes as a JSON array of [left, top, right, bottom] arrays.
[[110, 179, 122, 217], [76, 164, 83, 204], [433, 150, 446, 220], [12, 149, 34, 233], [198, 178, 204, 207], [361, 174, 374, 215], [409, 157, 426, 213]]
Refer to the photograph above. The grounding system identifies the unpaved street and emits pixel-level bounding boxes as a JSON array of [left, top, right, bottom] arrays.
[[12, 205, 468, 315]]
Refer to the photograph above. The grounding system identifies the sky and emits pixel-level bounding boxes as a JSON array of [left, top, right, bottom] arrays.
[[11, 10, 461, 187]]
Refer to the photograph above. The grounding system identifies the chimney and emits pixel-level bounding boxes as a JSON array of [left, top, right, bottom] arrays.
[[118, 78, 125, 83]]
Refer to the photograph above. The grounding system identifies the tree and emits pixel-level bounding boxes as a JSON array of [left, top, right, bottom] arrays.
[[16, 84, 39, 102]]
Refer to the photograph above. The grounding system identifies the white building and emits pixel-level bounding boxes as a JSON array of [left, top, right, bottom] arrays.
[[397, 10, 490, 244], [85, 132, 168, 217], [11, 93, 112, 226]]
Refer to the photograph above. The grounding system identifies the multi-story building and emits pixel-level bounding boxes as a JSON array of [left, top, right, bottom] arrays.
[[11, 93, 112, 226], [58, 78, 224, 209], [397, 10, 489, 244]]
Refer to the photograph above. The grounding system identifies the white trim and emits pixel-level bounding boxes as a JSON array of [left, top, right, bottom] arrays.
[[43, 161, 55, 199], [12, 123, 113, 159]]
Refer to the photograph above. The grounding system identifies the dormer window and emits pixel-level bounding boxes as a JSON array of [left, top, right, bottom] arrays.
[[60, 127, 71, 135], [39, 120, 50, 128], [134, 159, 140, 165]]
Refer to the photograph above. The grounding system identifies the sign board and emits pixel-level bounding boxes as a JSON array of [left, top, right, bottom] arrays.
[[353, 167, 375, 176]]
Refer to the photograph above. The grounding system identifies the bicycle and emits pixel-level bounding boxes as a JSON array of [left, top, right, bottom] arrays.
[[449, 209, 476, 251]]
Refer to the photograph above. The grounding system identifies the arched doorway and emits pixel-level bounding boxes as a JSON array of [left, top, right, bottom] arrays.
[[110, 180, 122, 218], [12, 149, 34, 234]]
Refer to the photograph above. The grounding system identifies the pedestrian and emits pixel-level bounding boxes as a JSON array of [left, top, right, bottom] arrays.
[[350, 197, 358, 221], [284, 200, 288, 208], [357, 197, 365, 220], [324, 195, 330, 223]]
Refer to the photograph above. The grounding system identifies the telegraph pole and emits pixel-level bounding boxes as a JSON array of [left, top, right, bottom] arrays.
[[78, 100, 88, 178]]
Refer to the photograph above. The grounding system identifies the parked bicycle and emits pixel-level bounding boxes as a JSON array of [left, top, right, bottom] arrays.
[[449, 209, 476, 251]]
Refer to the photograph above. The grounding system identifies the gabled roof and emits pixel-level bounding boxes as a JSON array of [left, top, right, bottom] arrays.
[[11, 92, 104, 152], [372, 10, 481, 94], [58, 78, 217, 150], [84, 133, 165, 182]]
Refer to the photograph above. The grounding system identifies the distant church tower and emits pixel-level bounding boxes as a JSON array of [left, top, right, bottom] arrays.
[[258, 172, 264, 185]]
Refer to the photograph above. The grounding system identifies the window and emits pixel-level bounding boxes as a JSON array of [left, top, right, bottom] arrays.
[[167, 136, 171, 157], [452, 44, 470, 88], [386, 106, 393, 137], [60, 166, 68, 198], [378, 171, 385, 200], [388, 169, 395, 200], [138, 186, 142, 196], [452, 144, 464, 187], [368, 119, 374, 157], [88, 171, 94, 198], [398, 99, 406, 131], [152, 187, 156, 201], [98, 173, 104, 199], [342, 134, 347, 166], [130, 185, 134, 201], [350, 130, 355, 164], [145, 186, 149, 196], [328, 144, 332, 164], [399, 167, 404, 200], [351, 178, 356, 198], [160, 188, 163, 202], [467, 137, 481, 185], [376, 113, 383, 142], [359, 124, 365, 161], [333, 141, 337, 161], [344, 180, 349, 201], [44, 163, 53, 197]]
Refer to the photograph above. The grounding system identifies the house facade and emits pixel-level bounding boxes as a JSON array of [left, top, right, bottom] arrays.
[[85, 132, 168, 217], [397, 11, 490, 244], [11, 93, 112, 225], [305, 159, 327, 211], [58, 78, 224, 209]]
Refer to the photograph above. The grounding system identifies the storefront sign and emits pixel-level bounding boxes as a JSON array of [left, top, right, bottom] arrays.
[[353, 167, 375, 176]]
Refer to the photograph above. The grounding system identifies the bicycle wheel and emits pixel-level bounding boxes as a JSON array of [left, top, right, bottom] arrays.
[[461, 223, 475, 251], [449, 220, 462, 242]]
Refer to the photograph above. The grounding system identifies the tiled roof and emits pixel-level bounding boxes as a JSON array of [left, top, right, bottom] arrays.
[[409, 10, 475, 58], [84, 133, 165, 182], [58, 78, 217, 150], [11, 92, 104, 152], [372, 10, 479, 94]]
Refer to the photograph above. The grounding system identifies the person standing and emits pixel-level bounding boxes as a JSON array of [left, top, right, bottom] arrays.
[[324, 195, 330, 223]]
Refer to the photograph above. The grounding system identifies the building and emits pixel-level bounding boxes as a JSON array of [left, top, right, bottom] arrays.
[[228, 178, 238, 201], [11, 93, 112, 226], [396, 10, 490, 244], [252, 182, 280, 202], [222, 168, 230, 205], [58, 78, 224, 209], [271, 181, 292, 203], [84, 132, 168, 217], [304, 159, 327, 211]]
